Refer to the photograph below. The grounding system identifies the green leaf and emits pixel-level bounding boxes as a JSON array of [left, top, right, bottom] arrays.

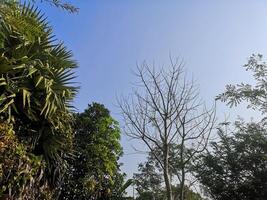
[[22, 89, 31, 108], [0, 99, 14, 113]]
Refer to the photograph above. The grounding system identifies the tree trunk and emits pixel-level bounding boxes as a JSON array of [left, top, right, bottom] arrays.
[[163, 167, 173, 200], [179, 138, 185, 200], [163, 144, 173, 200], [180, 167, 185, 200]]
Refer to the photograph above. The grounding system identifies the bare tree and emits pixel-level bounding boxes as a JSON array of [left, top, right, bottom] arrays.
[[118, 59, 216, 200]]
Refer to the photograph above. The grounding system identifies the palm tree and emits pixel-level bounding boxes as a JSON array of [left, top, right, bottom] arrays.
[[0, 1, 78, 194]]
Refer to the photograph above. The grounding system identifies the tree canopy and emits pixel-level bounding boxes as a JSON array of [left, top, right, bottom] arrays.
[[196, 121, 267, 200], [60, 103, 124, 200]]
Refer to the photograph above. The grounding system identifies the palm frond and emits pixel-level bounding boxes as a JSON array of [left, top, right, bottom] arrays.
[[0, 1, 78, 187]]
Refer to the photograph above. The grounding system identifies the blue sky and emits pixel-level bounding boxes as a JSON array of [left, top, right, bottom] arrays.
[[40, 0, 267, 180]]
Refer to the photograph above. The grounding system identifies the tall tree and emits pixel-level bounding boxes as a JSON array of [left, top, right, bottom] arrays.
[[0, 2, 77, 198], [119, 59, 215, 200], [60, 103, 124, 200]]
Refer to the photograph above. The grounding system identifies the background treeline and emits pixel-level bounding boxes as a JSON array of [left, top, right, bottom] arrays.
[[0, 1, 267, 200], [129, 55, 267, 200]]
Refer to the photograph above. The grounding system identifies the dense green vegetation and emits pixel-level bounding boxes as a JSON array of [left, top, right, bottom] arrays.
[[0, 1, 77, 198], [60, 103, 125, 199], [196, 120, 267, 200], [0, 2, 126, 199], [0, 1, 267, 200]]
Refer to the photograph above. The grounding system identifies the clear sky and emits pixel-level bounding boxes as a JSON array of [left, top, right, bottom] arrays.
[[40, 0, 267, 181]]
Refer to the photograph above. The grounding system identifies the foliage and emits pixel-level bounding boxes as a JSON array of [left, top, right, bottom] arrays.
[[111, 179, 134, 200], [134, 147, 203, 200], [196, 121, 267, 200], [135, 184, 202, 200], [0, 1, 77, 122], [60, 103, 124, 200], [38, 0, 78, 13], [217, 54, 267, 114], [134, 152, 164, 199], [0, 0, 79, 13], [0, 1, 77, 198], [0, 121, 53, 199], [110, 174, 132, 199], [201, 54, 267, 199]]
